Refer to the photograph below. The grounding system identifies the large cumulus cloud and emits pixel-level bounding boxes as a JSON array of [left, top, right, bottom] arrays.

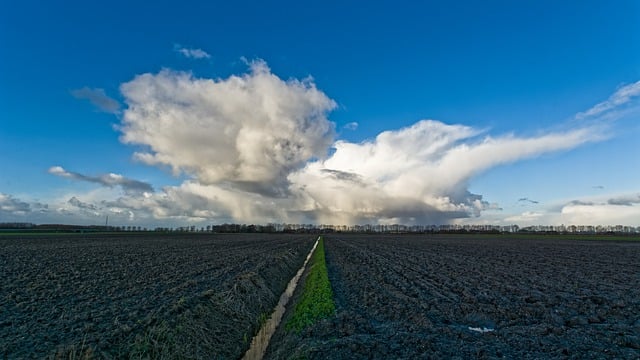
[[119, 60, 336, 196], [288, 120, 598, 224]]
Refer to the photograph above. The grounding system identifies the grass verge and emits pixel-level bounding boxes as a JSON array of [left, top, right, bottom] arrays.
[[285, 237, 335, 333]]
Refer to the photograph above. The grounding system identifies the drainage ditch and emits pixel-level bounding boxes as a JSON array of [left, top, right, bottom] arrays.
[[241, 236, 320, 360]]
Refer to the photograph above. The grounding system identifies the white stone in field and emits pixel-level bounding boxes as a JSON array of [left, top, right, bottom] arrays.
[[468, 326, 495, 333]]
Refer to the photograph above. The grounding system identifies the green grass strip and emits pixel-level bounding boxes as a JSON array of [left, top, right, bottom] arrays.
[[286, 237, 335, 333]]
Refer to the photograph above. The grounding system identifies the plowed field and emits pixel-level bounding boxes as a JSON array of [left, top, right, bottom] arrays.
[[268, 235, 640, 359], [0, 233, 315, 359]]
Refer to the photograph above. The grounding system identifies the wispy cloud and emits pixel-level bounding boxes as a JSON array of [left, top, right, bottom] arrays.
[[174, 44, 211, 59], [343, 122, 358, 130], [518, 197, 539, 204], [576, 80, 640, 120], [71, 87, 121, 114], [48, 166, 154, 195]]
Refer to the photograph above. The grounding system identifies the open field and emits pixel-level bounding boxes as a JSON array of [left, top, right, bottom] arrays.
[[267, 234, 640, 359], [0, 233, 315, 358], [3, 233, 640, 359]]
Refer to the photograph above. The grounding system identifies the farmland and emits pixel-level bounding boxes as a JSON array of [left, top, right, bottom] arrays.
[[267, 234, 640, 359], [0, 233, 315, 358], [2, 233, 640, 359]]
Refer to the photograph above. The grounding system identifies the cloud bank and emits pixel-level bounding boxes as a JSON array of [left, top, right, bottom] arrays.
[[489, 192, 640, 227], [0, 193, 49, 221], [0, 193, 32, 215], [558, 193, 640, 226], [105, 60, 605, 225]]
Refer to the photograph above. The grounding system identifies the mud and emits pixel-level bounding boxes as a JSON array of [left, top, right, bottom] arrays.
[[0, 233, 315, 359], [266, 234, 640, 359]]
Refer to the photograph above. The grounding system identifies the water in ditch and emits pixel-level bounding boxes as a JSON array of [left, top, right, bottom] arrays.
[[242, 237, 320, 360]]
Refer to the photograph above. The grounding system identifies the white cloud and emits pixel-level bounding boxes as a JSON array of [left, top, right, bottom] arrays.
[[119, 60, 336, 195], [0, 193, 32, 215], [94, 121, 597, 226], [48, 187, 141, 224], [560, 201, 640, 226], [71, 87, 121, 114], [486, 192, 640, 227], [0, 193, 49, 223], [64, 118, 598, 227], [576, 80, 640, 120], [287, 120, 600, 224], [174, 44, 211, 59], [504, 211, 544, 223], [343, 122, 358, 130]]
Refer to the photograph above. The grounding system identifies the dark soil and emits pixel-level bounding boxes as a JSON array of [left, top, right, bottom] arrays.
[[0, 233, 315, 359], [266, 234, 640, 359]]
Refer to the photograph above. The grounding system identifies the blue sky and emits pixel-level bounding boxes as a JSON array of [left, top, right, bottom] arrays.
[[1, 0, 639, 227]]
